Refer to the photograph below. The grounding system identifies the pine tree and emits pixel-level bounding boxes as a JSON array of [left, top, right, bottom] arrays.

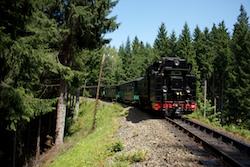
[[0, 0, 62, 164], [43, 0, 120, 144], [193, 26, 214, 80], [102, 46, 122, 85], [227, 5, 250, 127], [112, 47, 123, 84], [0, 0, 61, 132], [131, 36, 143, 78], [169, 30, 178, 57], [153, 22, 170, 58], [122, 37, 133, 81], [143, 43, 155, 68], [210, 21, 232, 122], [193, 25, 217, 117], [178, 22, 202, 110], [177, 23, 197, 67], [118, 44, 126, 83]]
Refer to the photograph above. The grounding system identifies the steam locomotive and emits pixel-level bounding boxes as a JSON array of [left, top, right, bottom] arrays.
[[85, 57, 196, 116]]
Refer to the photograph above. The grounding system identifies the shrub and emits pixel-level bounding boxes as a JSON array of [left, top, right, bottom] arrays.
[[107, 140, 124, 155], [114, 149, 148, 164], [128, 149, 148, 162]]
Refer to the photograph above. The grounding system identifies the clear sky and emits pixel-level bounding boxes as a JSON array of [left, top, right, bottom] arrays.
[[105, 0, 250, 49]]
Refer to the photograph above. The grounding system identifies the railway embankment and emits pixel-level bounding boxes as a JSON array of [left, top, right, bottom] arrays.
[[38, 99, 250, 166], [110, 104, 250, 166]]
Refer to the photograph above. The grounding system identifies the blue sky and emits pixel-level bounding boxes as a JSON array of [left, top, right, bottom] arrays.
[[105, 0, 250, 49]]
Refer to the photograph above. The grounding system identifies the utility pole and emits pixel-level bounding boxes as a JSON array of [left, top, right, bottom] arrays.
[[92, 54, 105, 131]]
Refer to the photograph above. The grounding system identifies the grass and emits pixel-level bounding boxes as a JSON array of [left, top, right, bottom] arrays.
[[111, 149, 148, 167], [41, 99, 124, 167], [106, 140, 125, 155], [188, 111, 250, 140]]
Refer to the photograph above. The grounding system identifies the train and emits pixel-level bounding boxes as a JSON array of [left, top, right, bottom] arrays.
[[84, 57, 196, 116]]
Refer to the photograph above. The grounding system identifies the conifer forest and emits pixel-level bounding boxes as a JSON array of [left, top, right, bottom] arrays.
[[0, 0, 250, 166]]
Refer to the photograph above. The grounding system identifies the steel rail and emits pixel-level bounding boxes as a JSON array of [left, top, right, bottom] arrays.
[[181, 117, 250, 156], [166, 117, 246, 167]]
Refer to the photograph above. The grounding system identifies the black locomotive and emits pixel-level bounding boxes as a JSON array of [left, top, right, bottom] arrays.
[[85, 57, 196, 116]]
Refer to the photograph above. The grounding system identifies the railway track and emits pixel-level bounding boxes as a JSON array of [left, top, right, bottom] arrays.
[[165, 117, 250, 167]]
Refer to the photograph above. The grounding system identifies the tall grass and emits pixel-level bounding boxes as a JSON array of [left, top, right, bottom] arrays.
[[43, 100, 123, 167]]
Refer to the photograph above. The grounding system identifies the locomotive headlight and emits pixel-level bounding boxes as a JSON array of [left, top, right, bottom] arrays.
[[174, 59, 180, 66], [162, 86, 168, 93], [185, 86, 191, 94]]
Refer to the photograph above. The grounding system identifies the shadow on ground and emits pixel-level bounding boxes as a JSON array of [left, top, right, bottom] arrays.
[[125, 107, 165, 123]]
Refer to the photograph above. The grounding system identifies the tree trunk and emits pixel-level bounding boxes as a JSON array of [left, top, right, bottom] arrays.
[[73, 91, 80, 122], [55, 78, 67, 145], [213, 71, 216, 114], [204, 80, 207, 118], [36, 114, 41, 161], [220, 72, 224, 125], [12, 129, 17, 167]]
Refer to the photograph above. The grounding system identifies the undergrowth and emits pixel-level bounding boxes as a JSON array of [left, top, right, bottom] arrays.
[[188, 110, 250, 140], [42, 99, 125, 167]]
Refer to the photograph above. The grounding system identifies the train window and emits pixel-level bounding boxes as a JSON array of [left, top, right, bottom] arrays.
[[170, 71, 182, 76]]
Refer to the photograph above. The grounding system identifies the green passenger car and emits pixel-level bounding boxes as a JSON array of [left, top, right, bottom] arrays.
[[119, 77, 143, 103], [85, 85, 105, 98], [104, 84, 120, 100]]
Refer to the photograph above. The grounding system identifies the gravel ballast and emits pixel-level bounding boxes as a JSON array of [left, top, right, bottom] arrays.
[[113, 106, 208, 167]]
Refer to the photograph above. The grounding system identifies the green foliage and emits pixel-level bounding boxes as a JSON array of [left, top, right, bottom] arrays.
[[119, 37, 133, 81], [193, 26, 214, 80], [200, 100, 216, 117], [0, 86, 56, 131], [106, 140, 124, 155], [45, 100, 124, 167], [226, 5, 250, 126], [0, 0, 63, 133], [177, 23, 194, 58], [188, 112, 250, 140], [128, 149, 148, 163], [169, 30, 178, 57], [114, 4, 250, 146], [153, 22, 171, 58], [224, 125, 250, 140], [0, 0, 34, 39], [114, 149, 148, 164], [109, 160, 130, 167], [102, 47, 123, 85], [117, 36, 154, 83], [1, 0, 120, 163], [119, 109, 130, 117], [190, 99, 217, 125], [0, 87, 33, 131], [209, 21, 232, 121], [208, 112, 221, 127], [113, 103, 125, 114], [1, 0, 250, 163], [65, 117, 81, 137]]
